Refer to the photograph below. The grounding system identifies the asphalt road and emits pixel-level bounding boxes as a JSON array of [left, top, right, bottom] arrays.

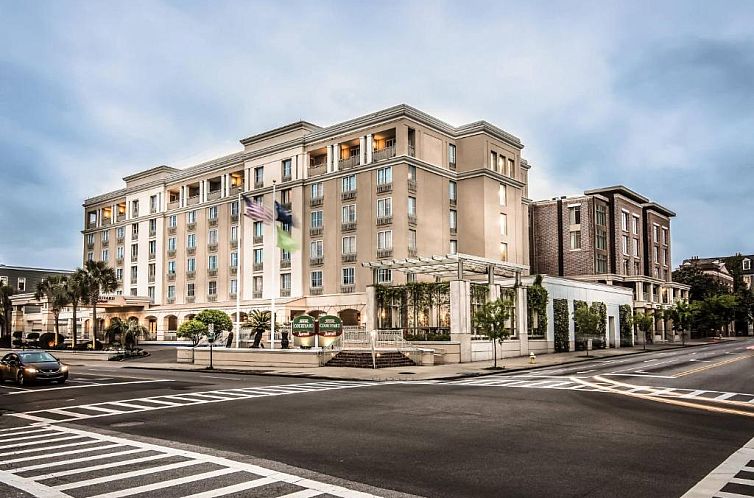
[[1, 338, 753, 497]]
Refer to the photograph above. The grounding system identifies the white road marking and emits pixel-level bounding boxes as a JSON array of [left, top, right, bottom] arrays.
[[682, 435, 754, 497], [6, 379, 174, 395], [604, 373, 677, 379], [8, 448, 147, 473], [87, 467, 240, 498], [715, 392, 738, 401], [55, 459, 202, 490], [0, 434, 83, 451], [277, 490, 323, 498], [6, 443, 124, 464], [28, 452, 173, 480], [180, 476, 279, 498]]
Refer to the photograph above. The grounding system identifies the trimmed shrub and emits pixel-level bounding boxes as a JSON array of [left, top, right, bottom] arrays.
[[619, 304, 633, 347], [553, 299, 570, 352]]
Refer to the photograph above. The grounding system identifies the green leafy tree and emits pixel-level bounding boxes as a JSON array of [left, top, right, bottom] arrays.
[[473, 297, 514, 368], [667, 299, 693, 345], [34, 276, 70, 346], [572, 304, 602, 356], [244, 309, 271, 348], [672, 264, 731, 302], [693, 294, 738, 336], [0, 282, 14, 339], [81, 260, 118, 347], [721, 254, 754, 334], [527, 275, 548, 337], [66, 269, 89, 350], [634, 311, 655, 346], [619, 305, 633, 347], [177, 319, 208, 347], [195, 310, 232, 339]]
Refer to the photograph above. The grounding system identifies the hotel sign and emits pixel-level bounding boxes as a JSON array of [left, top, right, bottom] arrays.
[[291, 315, 316, 337], [316, 315, 343, 337]]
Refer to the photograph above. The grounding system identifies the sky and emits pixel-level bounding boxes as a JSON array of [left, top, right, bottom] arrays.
[[1, 0, 752, 270]]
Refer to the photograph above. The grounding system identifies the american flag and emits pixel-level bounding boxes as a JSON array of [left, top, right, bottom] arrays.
[[242, 194, 273, 223]]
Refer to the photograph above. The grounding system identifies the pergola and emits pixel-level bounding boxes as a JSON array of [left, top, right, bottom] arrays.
[[362, 253, 529, 283]]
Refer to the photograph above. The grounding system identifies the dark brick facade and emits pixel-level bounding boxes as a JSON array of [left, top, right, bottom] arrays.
[[0, 265, 72, 294]]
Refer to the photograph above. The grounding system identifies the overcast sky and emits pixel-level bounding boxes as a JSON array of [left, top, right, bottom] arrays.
[[1, 0, 752, 270]]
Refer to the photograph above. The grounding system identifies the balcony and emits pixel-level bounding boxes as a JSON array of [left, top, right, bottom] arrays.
[[310, 257, 323, 266], [231, 213, 239, 223], [149, 252, 156, 261], [253, 235, 263, 245], [310, 227, 323, 237], [229, 185, 241, 197], [342, 253, 357, 263], [208, 268, 218, 277], [208, 218, 218, 227], [341, 222, 357, 232], [450, 198, 457, 208], [208, 294, 217, 302], [310, 287, 323, 296], [373, 145, 396, 162], [253, 263, 263, 272], [187, 295, 195, 303], [408, 214, 417, 225], [86, 242, 95, 250], [116, 235, 125, 244], [280, 259, 291, 269], [450, 227, 457, 235], [130, 277, 138, 285], [449, 161, 457, 171], [408, 179, 417, 193], [254, 180, 264, 189], [377, 183, 392, 194], [168, 226, 177, 235], [187, 247, 196, 256], [116, 257, 124, 265], [187, 222, 196, 232], [116, 213, 126, 222], [280, 288, 291, 297], [208, 243, 218, 252], [377, 248, 393, 259], [167, 272, 176, 281], [167, 297, 175, 304], [253, 291, 262, 299], [230, 239, 238, 249], [186, 271, 195, 280], [340, 285, 355, 294], [377, 216, 392, 226], [341, 190, 356, 201], [408, 247, 418, 257], [310, 197, 323, 208], [339, 155, 359, 170], [168, 249, 176, 258], [168, 201, 179, 210], [308, 164, 326, 177], [101, 239, 109, 247], [207, 190, 221, 201], [187, 196, 200, 206], [131, 232, 138, 241]]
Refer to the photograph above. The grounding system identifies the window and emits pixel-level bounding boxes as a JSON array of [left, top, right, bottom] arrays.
[[342, 204, 356, 223], [116, 268, 123, 281], [230, 201, 239, 217], [230, 279, 238, 295], [632, 216, 640, 235], [17, 278, 25, 292], [130, 265, 138, 280], [101, 249, 109, 261], [449, 181, 457, 202], [407, 230, 417, 252], [230, 225, 238, 242], [571, 231, 582, 250], [88, 211, 97, 226], [508, 158, 515, 177], [408, 165, 417, 181], [499, 184, 507, 206], [130, 288, 137, 297], [208, 229, 218, 244], [208, 281, 217, 296], [663, 248, 668, 266], [377, 198, 392, 218], [254, 221, 263, 238], [449, 210, 457, 230], [662, 227, 668, 245], [131, 223, 139, 236], [310, 240, 324, 258], [148, 240, 156, 256], [116, 246, 124, 259], [408, 197, 416, 217], [87, 251, 94, 261], [186, 210, 196, 224], [167, 285, 175, 299], [342, 236, 356, 254], [596, 254, 608, 273], [342, 267, 355, 286], [448, 144, 456, 167], [149, 194, 158, 213], [377, 268, 392, 283], [622, 259, 630, 275], [341, 175, 356, 192], [633, 239, 640, 257], [654, 246, 659, 263], [131, 243, 138, 258], [500, 214, 508, 236], [149, 218, 157, 234], [167, 260, 176, 274], [311, 271, 323, 288], [254, 167, 264, 185], [116, 227, 125, 239], [500, 242, 508, 261], [744, 259, 752, 271], [0, 276, 6, 286], [310, 211, 323, 228], [208, 206, 218, 220], [653, 225, 659, 242], [490, 151, 497, 171], [168, 215, 177, 228], [596, 205, 607, 226], [377, 230, 392, 250], [311, 182, 323, 199], [280, 273, 291, 290], [596, 229, 607, 250], [621, 211, 629, 231], [280, 188, 291, 205], [101, 230, 109, 242], [450, 240, 458, 254], [497, 154, 504, 174], [86, 233, 95, 245], [634, 261, 641, 275], [281, 249, 291, 262], [377, 167, 392, 185], [187, 283, 195, 297], [187, 258, 195, 272], [622, 235, 629, 255], [187, 234, 196, 248], [254, 248, 264, 264], [282, 159, 292, 179], [131, 200, 139, 217], [148, 263, 155, 279], [167, 237, 176, 252], [253, 276, 263, 292], [568, 206, 581, 225], [230, 252, 238, 268]]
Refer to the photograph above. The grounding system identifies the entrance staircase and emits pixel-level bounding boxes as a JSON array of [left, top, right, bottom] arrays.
[[325, 351, 416, 368]]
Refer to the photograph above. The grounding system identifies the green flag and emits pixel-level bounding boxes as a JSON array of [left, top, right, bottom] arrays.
[[276, 225, 298, 252]]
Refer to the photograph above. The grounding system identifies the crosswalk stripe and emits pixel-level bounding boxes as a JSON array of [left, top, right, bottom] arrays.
[[0, 427, 53, 439], [29, 453, 174, 481], [8, 448, 147, 473], [85, 467, 239, 498], [55, 459, 202, 490], [80, 405, 125, 414], [179, 476, 279, 498], [0, 435, 84, 451], [8, 443, 124, 463], [0, 431, 59, 443], [277, 490, 322, 498]]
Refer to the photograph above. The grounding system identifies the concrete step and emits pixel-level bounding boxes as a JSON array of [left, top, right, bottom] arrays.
[[326, 351, 416, 369]]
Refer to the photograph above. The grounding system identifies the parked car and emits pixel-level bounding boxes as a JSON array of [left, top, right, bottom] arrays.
[[0, 351, 68, 386]]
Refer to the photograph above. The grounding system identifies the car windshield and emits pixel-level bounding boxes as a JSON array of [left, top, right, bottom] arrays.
[[19, 352, 57, 363]]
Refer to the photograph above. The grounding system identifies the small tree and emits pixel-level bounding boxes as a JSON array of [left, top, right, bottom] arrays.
[[177, 319, 208, 347], [573, 304, 602, 356], [0, 282, 14, 340], [195, 310, 232, 339], [66, 269, 88, 350], [668, 299, 693, 345], [244, 310, 271, 348], [473, 298, 514, 369], [634, 311, 655, 347], [34, 276, 70, 346]]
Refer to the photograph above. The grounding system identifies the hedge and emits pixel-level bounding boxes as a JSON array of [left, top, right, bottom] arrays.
[[619, 304, 634, 347], [553, 299, 570, 352]]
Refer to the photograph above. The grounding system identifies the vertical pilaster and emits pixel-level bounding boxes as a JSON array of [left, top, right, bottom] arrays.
[[516, 285, 528, 355], [326, 146, 333, 173], [366, 134, 374, 163], [365, 285, 376, 333], [359, 136, 366, 166], [333, 143, 340, 172], [450, 279, 472, 363]]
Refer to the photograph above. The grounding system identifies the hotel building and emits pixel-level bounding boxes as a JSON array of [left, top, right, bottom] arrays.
[[82, 105, 532, 339]]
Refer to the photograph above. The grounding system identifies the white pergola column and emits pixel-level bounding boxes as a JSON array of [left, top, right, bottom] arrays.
[[450, 280, 472, 363], [244, 168, 251, 191], [516, 284, 529, 356], [333, 143, 340, 172], [366, 134, 374, 163], [359, 136, 366, 166], [326, 146, 333, 173], [365, 285, 376, 332], [180, 186, 186, 207], [111, 204, 116, 223]]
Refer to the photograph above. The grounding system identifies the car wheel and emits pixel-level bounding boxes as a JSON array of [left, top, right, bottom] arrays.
[[58, 378, 66, 384], [16, 371, 24, 386]]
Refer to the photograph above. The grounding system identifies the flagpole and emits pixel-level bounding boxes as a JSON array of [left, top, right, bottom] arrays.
[[270, 180, 277, 350], [235, 192, 241, 349]]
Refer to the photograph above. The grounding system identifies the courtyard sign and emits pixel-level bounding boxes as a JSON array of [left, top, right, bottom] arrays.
[[316, 315, 343, 337], [291, 315, 316, 337]]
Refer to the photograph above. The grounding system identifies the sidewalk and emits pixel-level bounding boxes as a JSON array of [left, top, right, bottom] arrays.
[[105, 337, 741, 382]]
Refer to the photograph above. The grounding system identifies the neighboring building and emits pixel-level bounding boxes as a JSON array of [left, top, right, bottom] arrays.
[[679, 257, 735, 291], [81, 104, 532, 340], [0, 264, 71, 294], [530, 186, 689, 341]]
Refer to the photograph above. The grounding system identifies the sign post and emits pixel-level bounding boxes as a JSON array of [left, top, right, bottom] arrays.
[[207, 323, 215, 370]]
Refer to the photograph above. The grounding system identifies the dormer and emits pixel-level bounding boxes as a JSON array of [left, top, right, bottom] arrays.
[[744, 258, 751, 271]]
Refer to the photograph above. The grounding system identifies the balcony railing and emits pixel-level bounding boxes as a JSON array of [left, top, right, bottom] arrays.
[[377, 248, 393, 259], [167, 272, 176, 281], [207, 190, 221, 201], [253, 263, 263, 272], [101, 239, 109, 247], [408, 214, 417, 225], [339, 155, 359, 170], [308, 164, 326, 177], [116, 257, 124, 265], [131, 254, 138, 263], [208, 243, 218, 252], [282, 173, 292, 182], [131, 232, 139, 240], [450, 198, 457, 207], [150, 206, 158, 214], [116, 213, 126, 222], [148, 275, 155, 284], [208, 218, 218, 227], [340, 285, 355, 294], [103, 219, 112, 226], [187, 196, 199, 206], [186, 271, 195, 280], [280, 288, 291, 297], [254, 181, 264, 189], [408, 179, 417, 192], [168, 226, 177, 235], [253, 235, 263, 245], [187, 295, 195, 303], [230, 266, 238, 275], [149, 252, 156, 261], [377, 216, 392, 226], [310, 197, 323, 208], [186, 222, 196, 232], [116, 235, 125, 243], [342, 253, 357, 263], [341, 190, 356, 201], [280, 259, 291, 269], [130, 277, 138, 285], [167, 201, 179, 210], [309, 227, 323, 237], [229, 292, 237, 299], [187, 247, 196, 256], [168, 249, 176, 258], [229, 186, 241, 196], [253, 291, 262, 299], [310, 257, 324, 266], [450, 227, 457, 235], [86, 242, 95, 250], [449, 161, 457, 171], [341, 222, 357, 232], [208, 269, 218, 277], [149, 230, 156, 238], [167, 297, 175, 304], [231, 213, 239, 223], [408, 145, 416, 157], [373, 145, 396, 162], [230, 239, 238, 249], [408, 247, 418, 257], [377, 183, 392, 194], [310, 287, 323, 296], [208, 294, 217, 302]]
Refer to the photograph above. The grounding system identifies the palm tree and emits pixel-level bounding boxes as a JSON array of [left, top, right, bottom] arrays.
[[244, 310, 271, 348], [82, 260, 118, 348], [66, 269, 88, 350], [0, 282, 14, 340], [34, 276, 70, 346]]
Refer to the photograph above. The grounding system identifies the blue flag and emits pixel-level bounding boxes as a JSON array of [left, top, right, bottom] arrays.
[[275, 201, 293, 226]]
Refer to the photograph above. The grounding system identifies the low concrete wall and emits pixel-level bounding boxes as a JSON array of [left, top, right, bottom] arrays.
[[180, 347, 321, 368], [0, 349, 117, 361], [411, 342, 462, 364]]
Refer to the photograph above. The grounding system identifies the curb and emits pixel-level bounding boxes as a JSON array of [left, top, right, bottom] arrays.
[[119, 340, 727, 383]]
